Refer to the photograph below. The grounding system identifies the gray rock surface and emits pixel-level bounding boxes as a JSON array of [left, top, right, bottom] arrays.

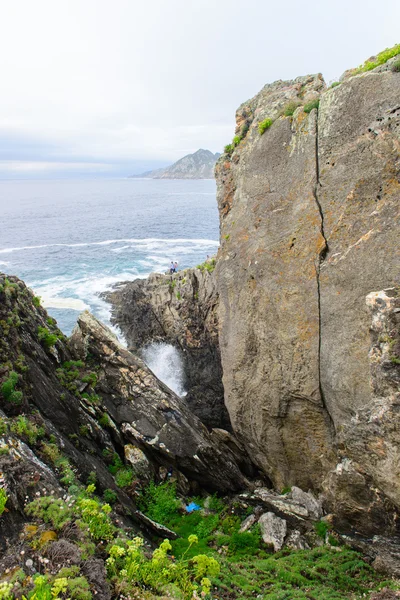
[[258, 512, 287, 551], [215, 61, 400, 542], [105, 268, 231, 431]]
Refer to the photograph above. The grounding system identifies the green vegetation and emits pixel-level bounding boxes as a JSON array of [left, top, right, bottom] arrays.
[[10, 415, 45, 445], [37, 325, 58, 349], [224, 143, 234, 155], [282, 101, 300, 117], [138, 480, 180, 523], [0, 487, 7, 516], [330, 81, 341, 88], [196, 257, 216, 273], [315, 519, 330, 540], [32, 296, 41, 307], [304, 98, 320, 113], [1, 370, 23, 404], [355, 43, 400, 73], [176, 291, 182, 300], [258, 118, 273, 134]]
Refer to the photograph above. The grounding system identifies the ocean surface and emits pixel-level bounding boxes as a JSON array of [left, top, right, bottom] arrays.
[[0, 178, 219, 337]]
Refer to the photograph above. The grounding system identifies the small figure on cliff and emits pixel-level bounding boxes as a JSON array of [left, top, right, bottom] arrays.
[[169, 261, 174, 274], [174, 261, 178, 273]]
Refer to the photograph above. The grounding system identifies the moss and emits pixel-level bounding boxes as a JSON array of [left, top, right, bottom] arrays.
[[37, 325, 59, 349], [281, 101, 300, 117], [0, 487, 7, 516]]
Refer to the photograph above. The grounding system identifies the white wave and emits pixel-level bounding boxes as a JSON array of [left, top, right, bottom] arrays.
[[141, 342, 187, 397], [0, 237, 219, 255], [0, 260, 9, 266], [41, 297, 89, 311]]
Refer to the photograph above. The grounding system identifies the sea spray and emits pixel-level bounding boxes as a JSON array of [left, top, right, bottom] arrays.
[[141, 342, 187, 397]]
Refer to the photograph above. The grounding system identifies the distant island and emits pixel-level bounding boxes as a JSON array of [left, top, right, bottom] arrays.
[[132, 148, 220, 179]]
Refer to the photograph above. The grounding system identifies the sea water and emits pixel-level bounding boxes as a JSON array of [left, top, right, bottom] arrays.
[[0, 178, 219, 336]]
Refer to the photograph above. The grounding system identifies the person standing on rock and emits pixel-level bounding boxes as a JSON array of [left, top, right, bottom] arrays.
[[174, 261, 178, 273], [169, 261, 174, 274]]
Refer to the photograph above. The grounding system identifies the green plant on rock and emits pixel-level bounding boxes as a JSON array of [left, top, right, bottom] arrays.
[[0, 417, 8, 435], [224, 143, 234, 155], [10, 415, 44, 445], [282, 101, 300, 117], [392, 58, 400, 72], [0, 488, 8, 516], [115, 467, 134, 489], [354, 43, 400, 73], [37, 326, 58, 349], [303, 98, 320, 113], [330, 81, 341, 88], [138, 481, 180, 525], [258, 118, 273, 135], [32, 296, 41, 307], [1, 370, 23, 404], [315, 519, 330, 540]]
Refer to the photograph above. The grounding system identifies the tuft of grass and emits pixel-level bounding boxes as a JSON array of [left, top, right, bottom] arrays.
[[304, 98, 320, 113], [330, 81, 341, 88], [355, 43, 400, 73], [0, 487, 7, 516], [1, 370, 23, 404], [258, 118, 273, 135], [392, 58, 400, 72], [224, 143, 234, 155], [37, 325, 58, 349], [282, 101, 300, 117]]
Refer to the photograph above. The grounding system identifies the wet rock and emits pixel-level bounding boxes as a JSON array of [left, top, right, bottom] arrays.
[[259, 512, 287, 551], [104, 268, 230, 430]]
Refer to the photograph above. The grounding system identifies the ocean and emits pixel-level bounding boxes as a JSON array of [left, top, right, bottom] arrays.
[[0, 178, 219, 336]]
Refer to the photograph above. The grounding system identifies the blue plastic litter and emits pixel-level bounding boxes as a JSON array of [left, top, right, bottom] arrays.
[[185, 502, 201, 513]]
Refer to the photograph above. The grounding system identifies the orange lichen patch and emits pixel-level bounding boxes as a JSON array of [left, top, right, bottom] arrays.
[[23, 524, 38, 539], [40, 530, 57, 546]]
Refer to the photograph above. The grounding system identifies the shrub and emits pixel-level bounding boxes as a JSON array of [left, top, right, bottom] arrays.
[[304, 98, 320, 113], [10, 415, 44, 445], [282, 101, 299, 117], [258, 118, 273, 135], [138, 481, 180, 524], [32, 296, 41, 307], [330, 81, 341, 88], [232, 135, 241, 147], [38, 326, 58, 349], [224, 143, 234, 155], [228, 529, 261, 555], [0, 418, 7, 435], [99, 413, 110, 428], [103, 489, 118, 504], [115, 467, 134, 488], [315, 519, 330, 540], [0, 488, 7, 516], [392, 58, 400, 72], [1, 371, 23, 404]]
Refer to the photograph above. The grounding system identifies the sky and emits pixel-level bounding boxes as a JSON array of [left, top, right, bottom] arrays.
[[0, 0, 399, 178]]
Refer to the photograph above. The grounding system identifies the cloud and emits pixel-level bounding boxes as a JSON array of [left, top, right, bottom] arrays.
[[0, 0, 399, 176]]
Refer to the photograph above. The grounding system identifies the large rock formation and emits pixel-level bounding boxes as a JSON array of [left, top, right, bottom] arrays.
[[105, 267, 231, 430], [215, 58, 400, 540], [133, 149, 220, 179]]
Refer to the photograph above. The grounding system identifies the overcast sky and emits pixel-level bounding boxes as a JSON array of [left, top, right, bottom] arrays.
[[1, 0, 399, 177]]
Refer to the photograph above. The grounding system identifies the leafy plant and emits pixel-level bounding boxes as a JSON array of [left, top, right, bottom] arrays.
[[0, 488, 7, 516], [138, 481, 180, 524], [37, 326, 58, 349], [304, 98, 320, 113], [258, 118, 273, 134], [315, 519, 330, 540], [224, 143, 234, 155], [1, 371, 23, 404], [10, 415, 44, 445]]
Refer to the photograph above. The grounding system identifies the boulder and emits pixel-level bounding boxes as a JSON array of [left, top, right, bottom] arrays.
[[239, 513, 257, 533], [259, 512, 287, 551]]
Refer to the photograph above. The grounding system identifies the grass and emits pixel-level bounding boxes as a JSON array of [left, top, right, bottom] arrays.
[[259, 118, 273, 135], [282, 101, 300, 117], [354, 43, 400, 74], [196, 257, 216, 273], [304, 98, 320, 113]]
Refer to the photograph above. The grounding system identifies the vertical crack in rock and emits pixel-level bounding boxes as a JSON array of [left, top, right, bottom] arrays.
[[313, 111, 334, 431]]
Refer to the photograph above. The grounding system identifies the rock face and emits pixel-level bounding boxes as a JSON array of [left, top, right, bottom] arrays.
[[215, 62, 400, 539], [105, 267, 231, 431], [134, 149, 220, 179]]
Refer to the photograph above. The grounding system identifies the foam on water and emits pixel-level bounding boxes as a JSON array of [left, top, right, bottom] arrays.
[[141, 342, 187, 397]]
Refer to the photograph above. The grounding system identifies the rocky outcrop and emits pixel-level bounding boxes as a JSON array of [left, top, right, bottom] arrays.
[[0, 274, 253, 558], [105, 267, 231, 430], [215, 61, 400, 542], [133, 149, 220, 179]]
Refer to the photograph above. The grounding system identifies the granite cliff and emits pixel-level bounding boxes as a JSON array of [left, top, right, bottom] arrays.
[[215, 53, 400, 539]]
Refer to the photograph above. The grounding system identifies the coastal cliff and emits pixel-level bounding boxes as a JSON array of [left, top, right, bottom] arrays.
[[215, 55, 400, 537]]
